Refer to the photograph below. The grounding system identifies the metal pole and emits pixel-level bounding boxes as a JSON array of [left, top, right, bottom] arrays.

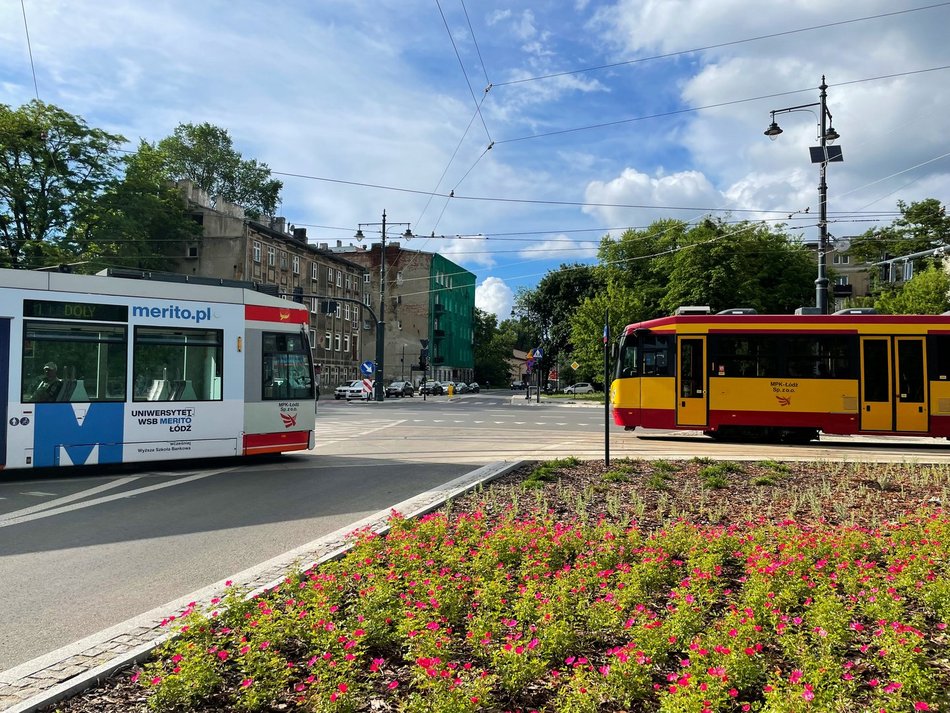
[[604, 307, 610, 467], [375, 210, 386, 401], [817, 77, 830, 314]]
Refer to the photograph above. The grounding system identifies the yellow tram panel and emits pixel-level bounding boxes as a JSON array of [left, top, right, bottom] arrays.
[[708, 377, 858, 414]]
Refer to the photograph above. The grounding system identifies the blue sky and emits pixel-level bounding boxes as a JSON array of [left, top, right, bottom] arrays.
[[3, 1, 949, 319]]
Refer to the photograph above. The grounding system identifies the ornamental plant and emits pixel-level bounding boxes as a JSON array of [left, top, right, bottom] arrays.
[[135, 461, 950, 712]]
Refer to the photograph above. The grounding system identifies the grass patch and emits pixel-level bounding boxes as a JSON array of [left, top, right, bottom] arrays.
[[699, 460, 743, 489], [523, 456, 581, 488]]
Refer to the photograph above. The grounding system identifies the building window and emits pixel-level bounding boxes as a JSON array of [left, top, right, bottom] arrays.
[[292, 255, 300, 274], [345, 273, 351, 290], [396, 271, 404, 285], [834, 276, 850, 286], [187, 245, 199, 258], [267, 246, 276, 266], [311, 298, 319, 314], [344, 333, 350, 352], [833, 253, 850, 265], [324, 332, 331, 350], [328, 267, 334, 283], [364, 273, 370, 284], [279, 251, 288, 270], [312, 262, 319, 280], [364, 292, 371, 306], [335, 302, 341, 318], [253, 241, 262, 263], [336, 271, 342, 288], [344, 303, 350, 321], [334, 333, 341, 351]]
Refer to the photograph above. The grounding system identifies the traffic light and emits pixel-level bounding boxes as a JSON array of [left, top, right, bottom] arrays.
[[419, 347, 429, 372]]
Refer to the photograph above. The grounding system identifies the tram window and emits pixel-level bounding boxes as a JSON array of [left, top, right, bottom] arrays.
[[785, 335, 855, 379], [641, 334, 673, 376], [929, 335, 950, 380], [898, 340, 925, 403], [262, 331, 314, 401], [713, 335, 779, 377], [133, 327, 223, 401], [21, 321, 127, 403], [616, 337, 638, 378]]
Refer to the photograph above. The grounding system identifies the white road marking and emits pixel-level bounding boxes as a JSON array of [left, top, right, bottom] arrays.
[[20, 491, 57, 497], [309, 420, 407, 448], [0, 469, 236, 528], [1, 478, 141, 522]]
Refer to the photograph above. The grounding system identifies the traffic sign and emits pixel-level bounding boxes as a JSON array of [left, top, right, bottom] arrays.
[[360, 360, 375, 376], [571, 361, 579, 370], [534, 347, 544, 359]]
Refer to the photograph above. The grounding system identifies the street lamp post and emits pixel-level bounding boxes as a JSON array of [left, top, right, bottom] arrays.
[[765, 75, 842, 314], [355, 210, 413, 401]]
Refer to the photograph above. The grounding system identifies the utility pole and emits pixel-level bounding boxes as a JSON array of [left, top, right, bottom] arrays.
[[355, 211, 412, 401]]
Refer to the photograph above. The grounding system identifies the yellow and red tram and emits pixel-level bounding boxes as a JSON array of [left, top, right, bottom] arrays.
[[610, 308, 950, 443]]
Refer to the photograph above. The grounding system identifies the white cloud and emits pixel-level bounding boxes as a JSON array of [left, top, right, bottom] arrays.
[[583, 168, 724, 226], [517, 235, 599, 260], [475, 277, 514, 319]]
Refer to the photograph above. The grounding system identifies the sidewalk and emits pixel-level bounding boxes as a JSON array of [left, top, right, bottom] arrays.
[[0, 461, 521, 713]]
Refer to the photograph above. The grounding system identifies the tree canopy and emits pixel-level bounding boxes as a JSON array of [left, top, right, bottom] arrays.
[[0, 100, 124, 268], [156, 123, 282, 219], [875, 263, 950, 314]]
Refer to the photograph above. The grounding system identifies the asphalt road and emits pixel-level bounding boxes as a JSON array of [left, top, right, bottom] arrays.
[[3, 390, 950, 672]]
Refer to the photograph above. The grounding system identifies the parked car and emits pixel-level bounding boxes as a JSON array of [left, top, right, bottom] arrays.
[[511, 380, 526, 390], [420, 381, 443, 395], [563, 382, 595, 394], [455, 382, 470, 394], [468, 382, 480, 393], [335, 380, 360, 400], [385, 380, 415, 398]]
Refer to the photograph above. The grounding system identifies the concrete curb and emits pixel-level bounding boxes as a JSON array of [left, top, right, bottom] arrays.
[[0, 460, 523, 713]]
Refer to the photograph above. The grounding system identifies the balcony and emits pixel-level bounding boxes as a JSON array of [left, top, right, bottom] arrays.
[[832, 284, 853, 297]]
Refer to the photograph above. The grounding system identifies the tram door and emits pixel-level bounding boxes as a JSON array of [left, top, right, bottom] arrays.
[[0, 318, 8, 469], [895, 337, 927, 432], [860, 336, 928, 432], [677, 337, 707, 427]]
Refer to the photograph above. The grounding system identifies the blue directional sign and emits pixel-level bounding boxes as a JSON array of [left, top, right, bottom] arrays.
[[360, 360, 376, 376]]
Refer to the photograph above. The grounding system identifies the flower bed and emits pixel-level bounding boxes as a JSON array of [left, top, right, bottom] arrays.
[[52, 459, 950, 712]]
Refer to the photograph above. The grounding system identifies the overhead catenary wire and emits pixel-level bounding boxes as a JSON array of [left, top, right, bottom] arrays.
[[492, 3, 950, 88]]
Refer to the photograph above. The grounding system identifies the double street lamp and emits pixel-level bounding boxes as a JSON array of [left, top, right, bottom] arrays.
[[355, 210, 413, 401], [765, 75, 843, 314]]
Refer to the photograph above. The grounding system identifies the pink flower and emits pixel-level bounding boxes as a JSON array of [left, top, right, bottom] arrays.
[[130, 672, 140, 683], [150, 676, 161, 686], [914, 703, 930, 711], [388, 680, 400, 689], [241, 678, 253, 688]]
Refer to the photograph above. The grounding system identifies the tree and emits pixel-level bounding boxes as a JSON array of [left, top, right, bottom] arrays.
[[69, 141, 203, 272], [156, 123, 282, 219], [659, 219, 815, 314], [848, 199, 950, 266], [597, 219, 686, 319], [513, 264, 605, 379], [0, 100, 124, 268], [569, 283, 642, 382], [875, 263, 950, 314], [473, 308, 514, 387]]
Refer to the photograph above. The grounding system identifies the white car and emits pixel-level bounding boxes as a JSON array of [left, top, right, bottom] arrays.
[[563, 382, 595, 394], [334, 380, 360, 399]]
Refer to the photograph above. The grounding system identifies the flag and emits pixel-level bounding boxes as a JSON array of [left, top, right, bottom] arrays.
[[603, 323, 609, 344]]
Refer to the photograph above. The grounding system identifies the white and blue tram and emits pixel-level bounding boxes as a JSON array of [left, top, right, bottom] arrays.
[[0, 268, 316, 470]]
